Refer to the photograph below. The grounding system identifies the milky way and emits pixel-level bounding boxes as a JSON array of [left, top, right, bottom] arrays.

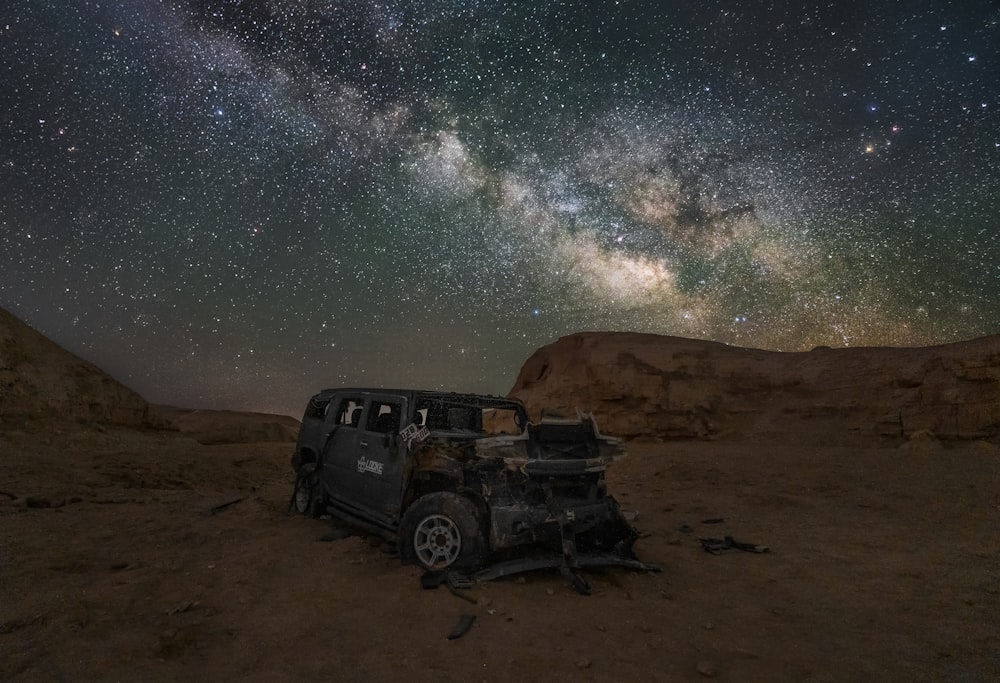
[[2, 1, 998, 416]]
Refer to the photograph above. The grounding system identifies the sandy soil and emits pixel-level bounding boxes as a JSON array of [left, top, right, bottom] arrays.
[[2, 424, 998, 681]]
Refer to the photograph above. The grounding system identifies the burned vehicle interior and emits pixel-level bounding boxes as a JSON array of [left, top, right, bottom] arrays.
[[291, 389, 658, 593]]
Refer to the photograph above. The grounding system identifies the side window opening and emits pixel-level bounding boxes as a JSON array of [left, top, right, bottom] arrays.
[[414, 398, 523, 435], [305, 397, 331, 420], [334, 398, 365, 427], [482, 407, 521, 435], [366, 400, 402, 434], [447, 406, 481, 431]]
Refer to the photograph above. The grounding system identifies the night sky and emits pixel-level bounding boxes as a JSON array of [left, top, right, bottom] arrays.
[[2, 1, 998, 417]]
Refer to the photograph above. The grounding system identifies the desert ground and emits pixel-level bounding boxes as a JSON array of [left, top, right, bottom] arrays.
[[2, 422, 997, 682]]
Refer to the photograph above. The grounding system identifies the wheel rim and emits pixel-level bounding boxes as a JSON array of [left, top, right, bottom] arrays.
[[294, 472, 313, 513], [413, 514, 462, 569]]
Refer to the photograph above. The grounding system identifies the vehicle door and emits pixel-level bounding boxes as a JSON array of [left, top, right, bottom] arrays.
[[323, 393, 407, 525], [319, 393, 364, 492]]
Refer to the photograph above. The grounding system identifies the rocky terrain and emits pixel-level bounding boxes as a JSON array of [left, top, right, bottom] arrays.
[[509, 331, 1000, 446], [0, 308, 297, 446], [1, 309, 998, 681]]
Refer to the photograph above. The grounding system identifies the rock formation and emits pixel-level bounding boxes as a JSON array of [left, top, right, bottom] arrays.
[[0, 308, 148, 427], [508, 332, 1000, 446], [0, 308, 296, 442], [146, 405, 300, 444]]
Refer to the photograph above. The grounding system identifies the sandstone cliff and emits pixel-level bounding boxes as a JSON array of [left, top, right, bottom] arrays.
[[0, 308, 296, 442], [0, 308, 148, 427], [508, 332, 1000, 446]]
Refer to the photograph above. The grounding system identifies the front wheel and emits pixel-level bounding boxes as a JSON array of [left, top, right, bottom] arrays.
[[293, 463, 324, 517], [399, 492, 486, 572]]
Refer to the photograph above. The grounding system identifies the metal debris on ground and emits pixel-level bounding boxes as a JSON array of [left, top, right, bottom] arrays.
[[207, 497, 243, 515], [699, 536, 769, 554], [166, 600, 200, 615], [447, 614, 476, 640], [420, 570, 478, 604]]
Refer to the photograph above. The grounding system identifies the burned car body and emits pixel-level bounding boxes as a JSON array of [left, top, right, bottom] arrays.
[[291, 389, 654, 580]]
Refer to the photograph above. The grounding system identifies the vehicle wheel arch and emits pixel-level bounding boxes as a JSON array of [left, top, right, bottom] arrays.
[[405, 472, 490, 529], [296, 447, 319, 465]]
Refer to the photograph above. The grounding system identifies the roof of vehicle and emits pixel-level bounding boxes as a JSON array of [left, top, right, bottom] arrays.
[[310, 388, 525, 409]]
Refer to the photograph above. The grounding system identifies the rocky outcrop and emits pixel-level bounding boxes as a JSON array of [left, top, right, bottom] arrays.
[[147, 405, 298, 444], [509, 332, 1000, 446], [0, 308, 298, 441], [0, 308, 148, 427]]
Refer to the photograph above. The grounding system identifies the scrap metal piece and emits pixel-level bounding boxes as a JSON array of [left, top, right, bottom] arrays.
[[420, 570, 448, 589], [559, 565, 592, 595], [699, 536, 769, 554], [420, 570, 478, 604], [447, 614, 476, 640], [208, 497, 243, 515], [447, 572, 474, 590], [473, 553, 661, 584]]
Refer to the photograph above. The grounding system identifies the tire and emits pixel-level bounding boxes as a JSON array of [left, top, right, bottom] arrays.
[[399, 492, 486, 572], [293, 463, 324, 517]]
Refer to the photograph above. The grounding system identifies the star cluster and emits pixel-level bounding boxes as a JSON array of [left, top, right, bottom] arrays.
[[2, 1, 998, 415]]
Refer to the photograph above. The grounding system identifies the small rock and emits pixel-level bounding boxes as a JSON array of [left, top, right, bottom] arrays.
[[318, 529, 354, 542], [696, 661, 718, 677], [576, 658, 593, 670], [703, 623, 714, 630], [545, 588, 555, 596], [515, 577, 527, 584], [25, 496, 51, 509]]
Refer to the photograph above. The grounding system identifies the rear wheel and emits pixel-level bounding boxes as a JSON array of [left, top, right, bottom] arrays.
[[400, 492, 485, 572]]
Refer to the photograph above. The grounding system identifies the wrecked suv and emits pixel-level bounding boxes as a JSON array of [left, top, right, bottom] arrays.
[[291, 389, 654, 580]]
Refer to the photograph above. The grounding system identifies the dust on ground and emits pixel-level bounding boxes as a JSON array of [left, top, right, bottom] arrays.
[[1, 424, 997, 681]]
